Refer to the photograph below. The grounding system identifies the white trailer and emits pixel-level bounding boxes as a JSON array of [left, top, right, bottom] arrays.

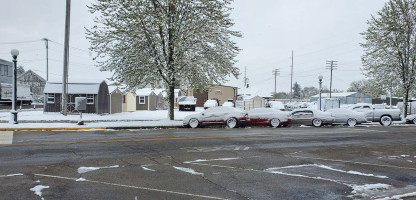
[[0, 83, 33, 105]]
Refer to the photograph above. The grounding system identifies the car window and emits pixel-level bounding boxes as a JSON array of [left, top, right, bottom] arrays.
[[291, 110, 313, 118], [363, 106, 371, 109]]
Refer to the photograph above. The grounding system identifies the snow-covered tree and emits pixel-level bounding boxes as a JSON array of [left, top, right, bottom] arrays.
[[301, 86, 319, 99], [361, 0, 416, 116], [86, 0, 241, 120], [17, 65, 25, 76], [292, 82, 302, 99], [347, 79, 387, 98]]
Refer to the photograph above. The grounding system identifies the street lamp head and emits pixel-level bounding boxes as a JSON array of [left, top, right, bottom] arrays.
[[318, 75, 323, 81], [10, 49, 19, 58]]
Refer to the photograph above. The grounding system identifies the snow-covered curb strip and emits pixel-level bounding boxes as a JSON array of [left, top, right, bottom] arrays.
[[0, 120, 184, 131]]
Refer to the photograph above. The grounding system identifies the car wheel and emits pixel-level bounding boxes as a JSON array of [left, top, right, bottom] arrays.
[[347, 118, 357, 127], [379, 115, 392, 126], [270, 118, 280, 128], [413, 117, 416, 125], [227, 118, 238, 128], [188, 118, 199, 128], [312, 118, 323, 127]]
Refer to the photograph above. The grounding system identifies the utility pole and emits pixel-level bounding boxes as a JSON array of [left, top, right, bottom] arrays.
[[42, 38, 49, 81], [290, 50, 294, 101], [243, 66, 249, 88], [272, 68, 280, 95], [62, 0, 71, 116], [325, 60, 338, 98]]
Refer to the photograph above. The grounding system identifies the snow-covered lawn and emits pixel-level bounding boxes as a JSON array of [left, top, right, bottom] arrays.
[[0, 108, 203, 128]]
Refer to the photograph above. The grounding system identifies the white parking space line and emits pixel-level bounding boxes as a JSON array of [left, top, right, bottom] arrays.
[[289, 155, 416, 170], [34, 173, 227, 200], [0, 131, 13, 144]]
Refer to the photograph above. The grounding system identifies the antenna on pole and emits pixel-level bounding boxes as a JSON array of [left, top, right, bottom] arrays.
[[42, 38, 49, 81], [290, 50, 294, 101], [272, 68, 280, 95], [326, 60, 338, 98]]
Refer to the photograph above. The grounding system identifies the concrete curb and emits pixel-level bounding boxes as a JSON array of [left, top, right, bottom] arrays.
[[0, 125, 184, 131]]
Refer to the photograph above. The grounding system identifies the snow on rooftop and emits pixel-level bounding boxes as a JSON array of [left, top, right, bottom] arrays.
[[44, 82, 104, 94], [311, 92, 358, 98]]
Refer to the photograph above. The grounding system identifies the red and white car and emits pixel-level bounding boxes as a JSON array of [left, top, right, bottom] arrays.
[[248, 108, 291, 127], [183, 107, 249, 128]]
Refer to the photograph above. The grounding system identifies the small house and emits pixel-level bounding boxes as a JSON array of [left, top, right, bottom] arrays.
[[136, 88, 158, 111], [189, 85, 238, 107], [17, 69, 46, 102], [44, 81, 109, 114], [122, 90, 136, 112], [108, 86, 123, 114]]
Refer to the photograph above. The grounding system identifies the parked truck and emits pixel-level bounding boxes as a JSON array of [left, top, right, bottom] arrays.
[[349, 103, 401, 126], [0, 83, 33, 105], [178, 96, 197, 111]]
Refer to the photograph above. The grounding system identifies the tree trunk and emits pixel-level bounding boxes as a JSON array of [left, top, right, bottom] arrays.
[[403, 88, 409, 118], [168, 83, 175, 120]]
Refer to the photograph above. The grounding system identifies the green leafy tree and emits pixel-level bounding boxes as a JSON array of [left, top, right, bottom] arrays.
[[86, 0, 241, 120], [361, 0, 416, 116]]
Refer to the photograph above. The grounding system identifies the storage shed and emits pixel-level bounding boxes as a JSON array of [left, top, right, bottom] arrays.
[[310, 92, 372, 105], [44, 81, 109, 114], [108, 86, 123, 114], [136, 88, 157, 111]]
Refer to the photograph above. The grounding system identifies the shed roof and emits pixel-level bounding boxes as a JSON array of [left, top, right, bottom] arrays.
[[44, 82, 104, 94]]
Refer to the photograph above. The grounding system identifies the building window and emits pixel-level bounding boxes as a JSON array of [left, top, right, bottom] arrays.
[[86, 94, 94, 104], [139, 96, 145, 104], [122, 95, 126, 103], [0, 65, 7, 76], [47, 94, 55, 104], [215, 90, 222, 95]]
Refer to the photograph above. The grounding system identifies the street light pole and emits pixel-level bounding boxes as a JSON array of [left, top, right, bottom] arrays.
[[10, 49, 19, 124], [318, 75, 323, 111]]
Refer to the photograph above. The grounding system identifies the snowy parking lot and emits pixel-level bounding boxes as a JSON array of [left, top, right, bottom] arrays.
[[1, 126, 416, 199]]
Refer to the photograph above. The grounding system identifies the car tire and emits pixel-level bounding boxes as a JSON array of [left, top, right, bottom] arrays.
[[380, 115, 392, 126], [270, 118, 280, 128], [413, 117, 416, 125], [188, 118, 199, 128], [312, 118, 323, 127], [226, 118, 238, 128], [347, 118, 357, 127]]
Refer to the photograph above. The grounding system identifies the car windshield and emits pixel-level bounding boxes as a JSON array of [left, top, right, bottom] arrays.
[[179, 96, 194, 102]]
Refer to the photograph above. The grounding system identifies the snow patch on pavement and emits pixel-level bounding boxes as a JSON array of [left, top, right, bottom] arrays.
[[77, 165, 119, 174], [184, 157, 240, 164], [141, 165, 156, 172], [173, 166, 203, 176], [30, 185, 50, 200], [376, 191, 416, 200], [348, 183, 392, 199], [0, 173, 23, 178]]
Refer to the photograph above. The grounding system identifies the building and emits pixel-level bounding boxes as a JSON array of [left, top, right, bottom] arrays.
[[17, 70, 46, 102], [108, 86, 123, 114], [136, 88, 158, 111], [43, 81, 110, 114], [188, 85, 238, 107], [122, 90, 136, 112], [0, 59, 13, 84], [310, 92, 372, 105]]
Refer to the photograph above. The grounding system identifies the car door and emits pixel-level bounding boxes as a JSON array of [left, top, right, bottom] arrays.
[[291, 110, 314, 125]]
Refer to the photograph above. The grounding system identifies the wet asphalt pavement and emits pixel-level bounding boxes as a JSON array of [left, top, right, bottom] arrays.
[[1, 125, 416, 200]]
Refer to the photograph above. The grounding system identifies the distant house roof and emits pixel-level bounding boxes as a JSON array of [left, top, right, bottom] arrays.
[[44, 82, 105, 94], [311, 92, 361, 98], [238, 87, 272, 98], [17, 69, 46, 82], [136, 88, 157, 96]]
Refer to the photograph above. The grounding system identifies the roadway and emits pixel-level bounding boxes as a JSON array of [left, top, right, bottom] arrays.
[[1, 125, 416, 199]]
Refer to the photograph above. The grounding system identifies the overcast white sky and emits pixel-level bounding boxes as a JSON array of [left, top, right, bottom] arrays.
[[0, 0, 389, 94]]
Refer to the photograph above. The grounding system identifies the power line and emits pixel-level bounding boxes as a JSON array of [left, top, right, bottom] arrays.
[[0, 40, 40, 45]]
